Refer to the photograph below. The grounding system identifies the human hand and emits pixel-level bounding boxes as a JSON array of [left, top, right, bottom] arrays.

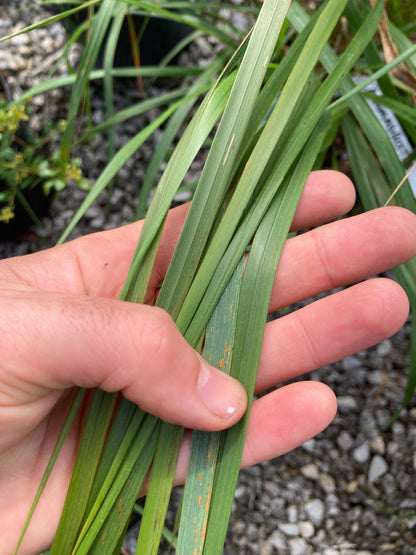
[[1, 170, 415, 554]]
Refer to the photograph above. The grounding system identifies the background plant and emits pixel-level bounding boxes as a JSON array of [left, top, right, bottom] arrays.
[[0, 99, 90, 227]]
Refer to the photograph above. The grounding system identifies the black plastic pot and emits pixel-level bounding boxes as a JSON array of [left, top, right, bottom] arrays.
[[46, 5, 192, 67]]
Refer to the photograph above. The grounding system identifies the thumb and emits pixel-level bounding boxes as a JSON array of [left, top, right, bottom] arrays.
[[0, 288, 247, 431]]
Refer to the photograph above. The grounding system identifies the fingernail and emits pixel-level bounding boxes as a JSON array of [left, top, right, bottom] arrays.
[[197, 358, 246, 419]]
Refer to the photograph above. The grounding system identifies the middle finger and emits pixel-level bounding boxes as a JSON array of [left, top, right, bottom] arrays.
[[269, 206, 416, 312]]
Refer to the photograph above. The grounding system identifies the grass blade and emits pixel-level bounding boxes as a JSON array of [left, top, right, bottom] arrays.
[[0, 0, 100, 43], [15, 66, 202, 104], [134, 55, 228, 220], [57, 91, 204, 244], [13, 388, 87, 555], [328, 41, 416, 110], [73, 415, 159, 554], [343, 113, 416, 420], [76, 86, 195, 144], [103, 5, 129, 164], [60, 0, 118, 159], [50, 390, 118, 555], [176, 258, 244, 554], [134, 421, 183, 554], [119, 71, 236, 303]]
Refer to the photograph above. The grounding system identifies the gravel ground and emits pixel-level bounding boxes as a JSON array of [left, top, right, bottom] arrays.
[[1, 3, 416, 554]]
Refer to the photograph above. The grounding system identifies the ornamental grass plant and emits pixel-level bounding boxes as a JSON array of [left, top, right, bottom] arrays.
[[2, 0, 416, 552]]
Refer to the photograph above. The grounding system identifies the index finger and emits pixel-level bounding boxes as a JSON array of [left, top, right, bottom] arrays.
[[1, 170, 355, 299]]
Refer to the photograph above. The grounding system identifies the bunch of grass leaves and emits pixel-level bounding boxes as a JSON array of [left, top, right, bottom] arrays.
[[14, 0, 389, 552]]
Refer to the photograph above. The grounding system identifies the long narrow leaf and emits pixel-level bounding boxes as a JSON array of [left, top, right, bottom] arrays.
[[134, 421, 183, 554], [50, 390, 118, 555], [103, 6, 129, 164], [343, 113, 416, 420], [119, 71, 237, 303], [60, 0, 118, 158], [0, 0, 100, 43], [13, 388, 87, 555], [176, 258, 244, 554], [15, 67, 202, 104], [57, 91, 205, 244]]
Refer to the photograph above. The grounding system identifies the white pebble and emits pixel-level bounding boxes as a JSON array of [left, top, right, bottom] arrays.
[[319, 472, 336, 493], [301, 463, 319, 480], [299, 520, 315, 538], [304, 499, 325, 527], [279, 523, 299, 537], [353, 442, 370, 464], [368, 455, 388, 484], [268, 530, 288, 550], [289, 537, 309, 555]]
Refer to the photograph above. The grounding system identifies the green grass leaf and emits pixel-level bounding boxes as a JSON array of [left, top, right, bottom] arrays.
[[13, 389, 86, 555], [50, 390, 118, 555], [176, 257, 244, 555]]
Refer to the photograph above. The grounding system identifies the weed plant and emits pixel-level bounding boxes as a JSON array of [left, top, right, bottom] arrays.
[[0, 100, 89, 227]]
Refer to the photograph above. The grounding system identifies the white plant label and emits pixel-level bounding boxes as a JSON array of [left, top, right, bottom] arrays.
[[354, 75, 416, 196]]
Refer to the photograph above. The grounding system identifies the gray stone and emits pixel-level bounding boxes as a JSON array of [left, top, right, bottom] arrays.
[[263, 480, 280, 498], [368, 455, 388, 484], [319, 472, 336, 493], [268, 530, 288, 550], [289, 537, 309, 555], [336, 431, 354, 451], [367, 370, 385, 385], [299, 521, 315, 538], [341, 355, 362, 371], [302, 439, 318, 454], [353, 442, 370, 464], [301, 463, 319, 480], [279, 523, 300, 537], [376, 340, 392, 356], [392, 421, 406, 436], [338, 395, 358, 412], [287, 504, 298, 524], [247, 522, 258, 542], [304, 499, 325, 527], [360, 408, 378, 430]]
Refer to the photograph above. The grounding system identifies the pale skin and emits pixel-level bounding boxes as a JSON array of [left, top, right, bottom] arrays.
[[1, 170, 416, 554]]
